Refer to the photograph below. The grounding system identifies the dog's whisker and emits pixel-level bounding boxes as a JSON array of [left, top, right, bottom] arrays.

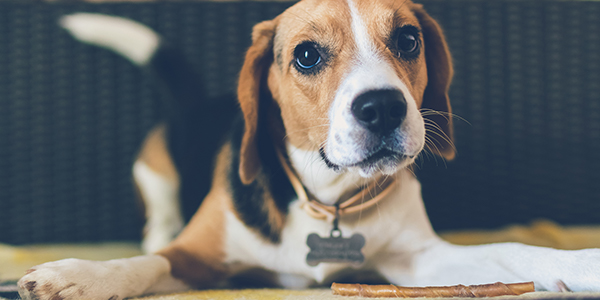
[[404, 165, 417, 179], [423, 135, 446, 166], [420, 109, 470, 126], [423, 134, 443, 157], [424, 127, 454, 150], [423, 120, 456, 152], [420, 108, 471, 126], [423, 120, 452, 143], [412, 152, 425, 170]]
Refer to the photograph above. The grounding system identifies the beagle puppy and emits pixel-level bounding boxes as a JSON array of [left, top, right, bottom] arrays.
[[18, 0, 600, 299]]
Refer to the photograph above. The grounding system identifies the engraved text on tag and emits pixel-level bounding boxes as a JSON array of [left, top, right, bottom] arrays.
[[306, 232, 365, 266]]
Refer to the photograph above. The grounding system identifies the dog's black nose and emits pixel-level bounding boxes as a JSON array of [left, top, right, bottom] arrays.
[[351, 89, 407, 135]]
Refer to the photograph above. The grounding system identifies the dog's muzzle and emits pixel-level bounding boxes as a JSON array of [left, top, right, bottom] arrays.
[[347, 89, 409, 171], [351, 89, 407, 136], [322, 87, 418, 176]]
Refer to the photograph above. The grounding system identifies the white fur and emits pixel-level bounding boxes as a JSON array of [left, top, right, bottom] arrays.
[[133, 161, 184, 254], [18, 255, 189, 300], [286, 142, 364, 205], [59, 13, 160, 66], [348, 0, 377, 60], [395, 242, 600, 291]]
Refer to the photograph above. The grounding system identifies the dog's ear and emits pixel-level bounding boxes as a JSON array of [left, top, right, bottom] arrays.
[[237, 19, 277, 184], [412, 4, 455, 160]]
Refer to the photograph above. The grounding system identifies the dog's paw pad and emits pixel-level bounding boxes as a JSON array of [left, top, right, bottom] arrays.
[[19, 279, 79, 300], [17, 261, 89, 300], [16, 258, 130, 300], [22, 280, 36, 292]]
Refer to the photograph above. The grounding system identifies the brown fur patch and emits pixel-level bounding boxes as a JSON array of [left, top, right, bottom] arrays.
[[157, 143, 232, 287], [134, 123, 180, 221], [136, 124, 179, 183], [25, 269, 35, 275], [38, 283, 52, 295], [24, 281, 36, 292], [268, 0, 353, 151], [264, 190, 285, 238], [237, 20, 277, 184]]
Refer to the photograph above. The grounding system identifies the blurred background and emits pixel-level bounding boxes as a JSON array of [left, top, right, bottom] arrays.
[[0, 0, 599, 246]]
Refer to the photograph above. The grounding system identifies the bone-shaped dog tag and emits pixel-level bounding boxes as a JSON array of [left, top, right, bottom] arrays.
[[306, 230, 365, 266]]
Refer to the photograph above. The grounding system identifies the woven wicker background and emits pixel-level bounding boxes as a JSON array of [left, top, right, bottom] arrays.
[[0, 1, 598, 245]]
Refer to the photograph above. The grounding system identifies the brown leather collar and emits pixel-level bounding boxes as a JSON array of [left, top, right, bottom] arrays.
[[276, 147, 396, 222]]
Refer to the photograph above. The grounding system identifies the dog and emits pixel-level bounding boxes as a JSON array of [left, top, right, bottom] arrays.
[[18, 0, 600, 299]]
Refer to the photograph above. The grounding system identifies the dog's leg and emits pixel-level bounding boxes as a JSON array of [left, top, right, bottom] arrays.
[[18, 254, 190, 300], [134, 160, 184, 254], [134, 125, 184, 254], [377, 240, 600, 292]]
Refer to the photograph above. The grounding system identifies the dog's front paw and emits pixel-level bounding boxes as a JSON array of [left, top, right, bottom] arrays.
[[18, 258, 122, 300]]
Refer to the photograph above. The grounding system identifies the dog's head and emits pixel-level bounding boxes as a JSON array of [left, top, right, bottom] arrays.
[[238, 0, 454, 184]]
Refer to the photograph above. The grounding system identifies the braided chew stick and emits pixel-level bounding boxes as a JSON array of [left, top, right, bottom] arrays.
[[331, 282, 535, 298]]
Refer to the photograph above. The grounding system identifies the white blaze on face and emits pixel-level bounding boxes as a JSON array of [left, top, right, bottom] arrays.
[[325, 0, 425, 176]]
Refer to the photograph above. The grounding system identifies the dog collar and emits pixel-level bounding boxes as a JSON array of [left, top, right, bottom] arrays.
[[275, 147, 395, 222]]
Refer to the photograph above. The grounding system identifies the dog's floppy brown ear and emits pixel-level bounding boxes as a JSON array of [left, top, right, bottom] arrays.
[[413, 4, 455, 160], [237, 20, 277, 184]]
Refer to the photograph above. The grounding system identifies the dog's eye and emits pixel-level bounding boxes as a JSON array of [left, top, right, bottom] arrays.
[[398, 33, 418, 53], [395, 26, 420, 58], [294, 43, 322, 70]]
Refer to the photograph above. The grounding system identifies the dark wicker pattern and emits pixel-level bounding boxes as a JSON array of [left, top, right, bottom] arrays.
[[0, 1, 598, 244], [419, 0, 600, 231]]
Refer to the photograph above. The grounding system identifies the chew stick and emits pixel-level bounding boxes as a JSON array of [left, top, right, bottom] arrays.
[[331, 281, 535, 298]]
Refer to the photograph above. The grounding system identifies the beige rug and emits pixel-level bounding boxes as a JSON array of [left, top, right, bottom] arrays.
[[134, 289, 600, 300], [3, 220, 600, 299], [3, 288, 600, 300]]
